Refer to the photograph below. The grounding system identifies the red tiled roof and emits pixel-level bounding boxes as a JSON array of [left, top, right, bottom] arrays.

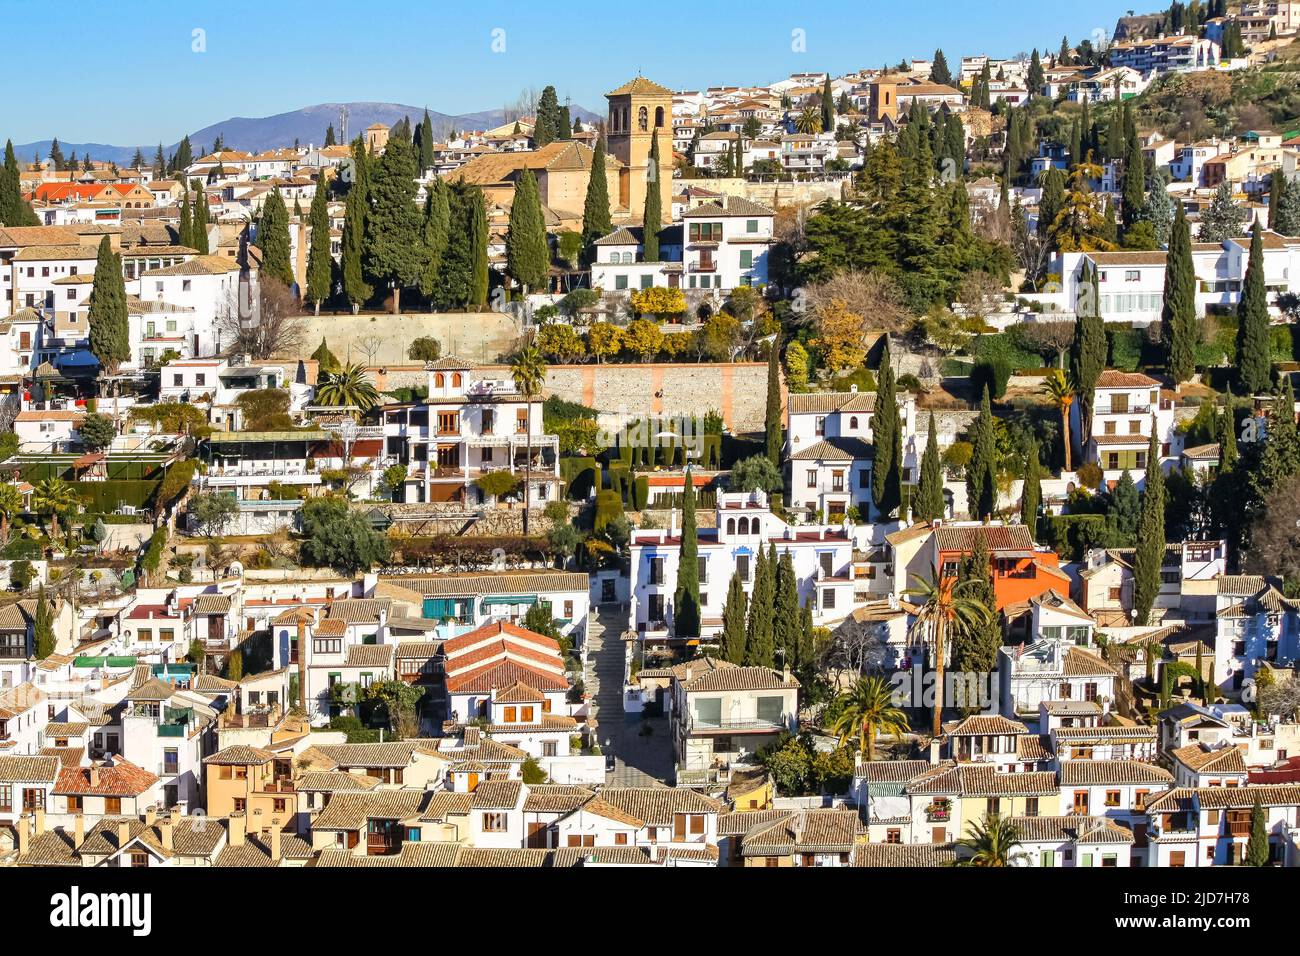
[[55, 758, 159, 796], [441, 620, 560, 656]]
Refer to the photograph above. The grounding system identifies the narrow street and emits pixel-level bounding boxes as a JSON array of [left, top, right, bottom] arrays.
[[585, 604, 672, 786]]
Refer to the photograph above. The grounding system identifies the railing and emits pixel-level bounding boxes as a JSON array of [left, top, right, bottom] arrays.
[[258, 780, 295, 794], [158, 763, 180, 776], [1095, 404, 1152, 416], [688, 715, 787, 733]]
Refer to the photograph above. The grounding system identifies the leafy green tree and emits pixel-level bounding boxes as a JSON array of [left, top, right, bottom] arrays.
[[1274, 172, 1300, 236], [580, 140, 612, 257], [299, 497, 390, 573], [1163, 204, 1198, 383], [1132, 431, 1166, 625], [1237, 223, 1272, 394], [311, 338, 340, 374], [305, 176, 333, 314], [536, 86, 561, 146], [364, 137, 423, 313], [915, 413, 945, 523], [315, 363, 380, 411], [745, 545, 775, 667], [673, 469, 701, 638], [408, 336, 441, 361], [506, 168, 549, 293], [1200, 181, 1246, 243], [1106, 469, 1140, 546], [730, 454, 783, 493], [954, 813, 1025, 866], [1142, 176, 1175, 247], [87, 236, 130, 375], [773, 551, 800, 668], [829, 676, 909, 761], [77, 412, 116, 452], [720, 570, 748, 664], [642, 130, 663, 261], [872, 342, 903, 518]]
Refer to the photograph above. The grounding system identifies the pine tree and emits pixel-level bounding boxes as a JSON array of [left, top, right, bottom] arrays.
[[468, 186, 489, 308], [174, 135, 193, 173], [1071, 260, 1107, 443], [258, 189, 295, 287], [745, 545, 775, 667], [1028, 48, 1045, 94], [1200, 181, 1246, 243], [1245, 796, 1271, 866], [1274, 173, 1300, 235], [1107, 469, 1140, 546], [872, 341, 903, 518], [720, 571, 748, 664], [915, 413, 945, 522], [580, 140, 612, 256], [341, 141, 372, 313], [87, 236, 130, 374], [364, 136, 423, 314], [674, 469, 701, 638], [967, 385, 998, 520], [33, 585, 54, 659], [773, 551, 801, 669], [506, 168, 549, 294], [1142, 175, 1174, 247], [536, 86, 561, 147], [48, 137, 64, 171], [1038, 167, 1066, 242], [153, 143, 165, 178], [765, 335, 782, 469], [930, 49, 952, 86], [821, 72, 836, 133], [1238, 222, 1272, 394], [642, 130, 663, 260], [1133, 430, 1166, 625], [1163, 203, 1197, 383], [1020, 437, 1041, 536], [130, 147, 145, 169], [324, 124, 336, 147], [418, 177, 451, 304], [437, 183, 476, 309], [305, 177, 333, 314]]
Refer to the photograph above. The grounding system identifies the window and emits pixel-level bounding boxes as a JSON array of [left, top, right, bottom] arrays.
[[1125, 270, 1140, 282], [313, 638, 342, 655], [1105, 789, 1121, 807], [615, 831, 629, 845], [736, 554, 750, 582], [673, 813, 706, 839], [649, 556, 665, 585], [482, 812, 508, 832], [615, 274, 628, 290], [640, 274, 652, 289], [1024, 797, 1039, 817], [822, 588, 835, 609], [757, 696, 784, 725], [542, 741, 557, 757], [1072, 791, 1089, 814], [195, 374, 205, 387], [807, 470, 817, 488], [739, 249, 753, 269], [885, 828, 901, 844], [815, 416, 826, 436], [746, 219, 758, 233], [105, 796, 122, 814], [0, 784, 10, 812]]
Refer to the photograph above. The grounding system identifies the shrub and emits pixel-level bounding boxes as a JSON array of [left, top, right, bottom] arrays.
[[632, 475, 649, 510], [1076, 461, 1103, 489], [474, 469, 520, 499], [972, 356, 1012, 398], [408, 336, 442, 361], [594, 490, 624, 533]]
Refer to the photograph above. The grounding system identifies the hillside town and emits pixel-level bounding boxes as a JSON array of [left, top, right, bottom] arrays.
[[6, 2, 1300, 877]]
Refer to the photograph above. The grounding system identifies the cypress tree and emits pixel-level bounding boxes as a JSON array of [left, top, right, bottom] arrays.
[[674, 469, 701, 639], [468, 186, 489, 308], [1020, 437, 1041, 537], [821, 72, 836, 133], [765, 336, 782, 469], [506, 168, 549, 294], [1238, 222, 1272, 394], [1107, 469, 1141, 546], [872, 341, 902, 519], [341, 148, 372, 313], [797, 603, 815, 676], [720, 571, 748, 664], [324, 124, 336, 147], [642, 129, 663, 261], [773, 551, 800, 668], [419, 177, 451, 304], [967, 385, 998, 520], [1245, 796, 1270, 866], [153, 143, 165, 178], [1132, 429, 1166, 625], [416, 108, 435, 172], [177, 190, 193, 250], [1122, 130, 1146, 231], [87, 236, 130, 374], [438, 183, 476, 309], [174, 135, 193, 172], [745, 545, 775, 667], [1219, 397, 1239, 471], [580, 141, 612, 256], [305, 177, 333, 314], [951, 537, 1000, 680], [1027, 48, 1044, 94], [364, 136, 423, 314], [914, 412, 945, 523], [258, 189, 294, 287], [1275, 173, 1300, 235], [191, 180, 210, 254], [1071, 260, 1107, 444], [1269, 170, 1287, 231], [1038, 167, 1065, 243], [33, 585, 54, 659], [1162, 204, 1197, 383], [1, 140, 38, 226], [536, 86, 560, 146]]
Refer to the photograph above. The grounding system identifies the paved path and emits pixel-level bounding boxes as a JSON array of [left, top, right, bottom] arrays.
[[585, 605, 673, 786]]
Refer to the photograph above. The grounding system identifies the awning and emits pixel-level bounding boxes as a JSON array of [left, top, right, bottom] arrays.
[[480, 595, 538, 606]]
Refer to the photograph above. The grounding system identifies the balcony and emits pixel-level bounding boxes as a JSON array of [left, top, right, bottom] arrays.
[[925, 801, 952, 823], [689, 261, 717, 273], [258, 780, 295, 795], [688, 715, 788, 735]]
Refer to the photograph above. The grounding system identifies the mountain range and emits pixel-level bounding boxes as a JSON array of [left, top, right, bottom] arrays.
[[10, 100, 603, 168]]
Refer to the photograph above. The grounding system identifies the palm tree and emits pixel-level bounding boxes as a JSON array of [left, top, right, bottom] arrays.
[[32, 477, 80, 552], [314, 362, 379, 412], [511, 344, 547, 537], [795, 107, 823, 135], [829, 675, 910, 761], [1041, 368, 1073, 471], [0, 482, 24, 547], [905, 569, 993, 737], [952, 813, 1026, 866]]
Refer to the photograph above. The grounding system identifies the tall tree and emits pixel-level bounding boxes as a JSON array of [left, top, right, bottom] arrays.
[[720, 571, 749, 664], [468, 185, 490, 308], [1037, 168, 1066, 243], [1020, 438, 1041, 537], [1071, 260, 1107, 445], [177, 189, 193, 250], [773, 550, 801, 669], [324, 124, 336, 147], [821, 72, 836, 133], [418, 177, 451, 305], [642, 129, 663, 261], [536, 86, 561, 147], [258, 189, 294, 287], [1027, 48, 1045, 94], [191, 180, 210, 254], [765, 335, 782, 469], [1238, 222, 1272, 394], [1162, 203, 1197, 383], [48, 137, 65, 171], [415, 108, 435, 172], [1142, 175, 1175, 247], [33, 585, 55, 659], [906, 570, 992, 736], [173, 135, 193, 173], [1274, 172, 1300, 235], [87, 236, 130, 375], [580, 140, 612, 255], [1132, 430, 1166, 625], [364, 137, 423, 314], [510, 345, 547, 537], [1245, 796, 1271, 866], [1, 140, 38, 226], [745, 545, 775, 667], [1200, 181, 1246, 243], [1107, 469, 1141, 546], [305, 177, 333, 314], [930, 50, 952, 86], [951, 536, 1000, 679], [674, 468, 702, 639], [506, 168, 549, 294], [872, 341, 903, 519], [915, 413, 945, 523], [967, 385, 998, 520], [1122, 129, 1146, 232], [341, 160, 371, 312]]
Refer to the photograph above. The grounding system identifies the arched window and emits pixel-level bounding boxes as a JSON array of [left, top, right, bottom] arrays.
[[622, 252, 634, 263], [435, 373, 445, 388], [738, 517, 749, 535], [638, 107, 648, 131], [850, 416, 858, 429], [655, 106, 665, 128], [452, 373, 462, 388], [727, 518, 735, 534]]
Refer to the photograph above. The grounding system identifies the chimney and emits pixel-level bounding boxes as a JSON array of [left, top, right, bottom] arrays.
[[17, 814, 30, 857], [117, 820, 131, 848], [144, 805, 157, 827], [73, 813, 85, 849], [270, 826, 282, 864], [782, 664, 792, 684], [89, 764, 100, 788], [928, 737, 941, 764], [33, 806, 45, 836], [684, 662, 693, 683], [229, 811, 246, 847]]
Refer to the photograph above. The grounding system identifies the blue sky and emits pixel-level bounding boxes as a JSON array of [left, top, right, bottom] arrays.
[[5, 0, 1140, 144]]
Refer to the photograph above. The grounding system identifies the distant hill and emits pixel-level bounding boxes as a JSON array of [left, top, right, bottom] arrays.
[[10, 100, 603, 168]]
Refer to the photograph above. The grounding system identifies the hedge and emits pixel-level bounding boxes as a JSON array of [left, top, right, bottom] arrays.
[[1039, 513, 1108, 561], [632, 476, 649, 511], [594, 490, 624, 532], [972, 357, 1012, 399], [559, 457, 600, 500], [972, 332, 1040, 372], [74, 479, 161, 513]]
